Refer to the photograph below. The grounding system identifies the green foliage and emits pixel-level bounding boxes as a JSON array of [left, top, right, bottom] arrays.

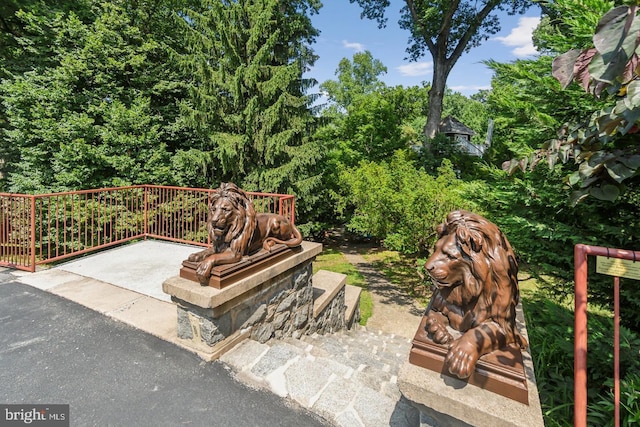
[[513, 4, 640, 203], [170, 149, 214, 188], [314, 78, 430, 225], [316, 54, 411, 170], [341, 151, 475, 254], [473, 164, 640, 330], [533, 0, 614, 54], [0, 0, 94, 78], [522, 296, 574, 426], [1, 0, 197, 193], [523, 293, 640, 426], [486, 57, 602, 162], [177, 0, 321, 192], [338, 91, 410, 165], [319, 50, 387, 112], [588, 374, 640, 426]]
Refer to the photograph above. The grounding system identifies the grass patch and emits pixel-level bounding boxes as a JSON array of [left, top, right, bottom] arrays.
[[313, 247, 372, 325], [357, 291, 374, 326]]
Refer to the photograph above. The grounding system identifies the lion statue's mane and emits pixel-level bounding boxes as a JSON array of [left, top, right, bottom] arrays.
[[424, 210, 527, 379], [208, 182, 257, 257], [188, 182, 302, 285]]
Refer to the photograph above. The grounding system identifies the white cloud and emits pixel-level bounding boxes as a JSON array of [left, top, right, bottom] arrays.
[[396, 61, 433, 77], [494, 16, 540, 58], [449, 84, 491, 93], [342, 40, 365, 52]]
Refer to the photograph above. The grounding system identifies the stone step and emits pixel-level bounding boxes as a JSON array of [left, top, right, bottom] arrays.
[[344, 284, 361, 329], [312, 269, 347, 318], [219, 329, 420, 427], [299, 329, 413, 369]]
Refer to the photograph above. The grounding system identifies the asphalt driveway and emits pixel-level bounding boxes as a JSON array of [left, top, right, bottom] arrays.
[[0, 275, 328, 426]]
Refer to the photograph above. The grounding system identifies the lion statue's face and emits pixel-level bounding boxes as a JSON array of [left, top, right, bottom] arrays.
[[209, 197, 237, 237], [206, 183, 256, 250], [425, 232, 479, 295]]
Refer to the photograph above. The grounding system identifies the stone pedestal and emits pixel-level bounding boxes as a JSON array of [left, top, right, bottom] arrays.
[[163, 241, 323, 351]]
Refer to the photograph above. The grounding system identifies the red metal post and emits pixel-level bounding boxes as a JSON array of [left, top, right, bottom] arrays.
[[29, 195, 36, 272], [614, 276, 620, 427], [144, 185, 149, 239], [292, 198, 296, 225], [573, 244, 640, 427], [574, 244, 588, 427], [47, 197, 52, 260]]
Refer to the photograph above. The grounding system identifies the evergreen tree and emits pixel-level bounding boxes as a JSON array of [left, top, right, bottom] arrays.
[[0, 0, 94, 188], [177, 0, 324, 203], [0, 0, 198, 192]]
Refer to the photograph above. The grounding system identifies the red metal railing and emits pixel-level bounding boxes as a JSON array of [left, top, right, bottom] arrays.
[[574, 244, 640, 427], [0, 185, 295, 272]]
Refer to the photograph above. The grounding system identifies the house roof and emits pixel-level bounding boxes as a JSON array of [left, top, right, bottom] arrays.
[[438, 116, 476, 136]]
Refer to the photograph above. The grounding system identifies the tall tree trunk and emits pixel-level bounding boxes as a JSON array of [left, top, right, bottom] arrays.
[[424, 62, 449, 140]]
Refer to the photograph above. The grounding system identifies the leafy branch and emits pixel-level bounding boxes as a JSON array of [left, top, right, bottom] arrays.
[[504, 5, 640, 204]]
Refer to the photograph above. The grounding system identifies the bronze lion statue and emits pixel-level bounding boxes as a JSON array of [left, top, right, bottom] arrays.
[[423, 210, 528, 379], [188, 182, 303, 285]]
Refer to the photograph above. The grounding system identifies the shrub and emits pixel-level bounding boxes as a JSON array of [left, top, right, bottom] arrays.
[[340, 150, 476, 254], [473, 165, 640, 332]]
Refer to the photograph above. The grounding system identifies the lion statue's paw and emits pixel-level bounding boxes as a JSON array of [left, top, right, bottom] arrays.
[[188, 251, 206, 262], [196, 260, 214, 286], [425, 312, 453, 344], [262, 240, 275, 252], [445, 336, 480, 379]]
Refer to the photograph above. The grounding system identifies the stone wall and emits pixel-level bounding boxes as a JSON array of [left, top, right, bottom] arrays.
[[244, 261, 315, 343], [174, 259, 316, 347], [164, 242, 354, 353], [311, 287, 345, 335]]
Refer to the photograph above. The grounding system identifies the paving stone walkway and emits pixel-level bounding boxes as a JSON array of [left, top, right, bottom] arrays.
[[219, 247, 430, 426], [341, 250, 424, 339], [220, 326, 421, 427]]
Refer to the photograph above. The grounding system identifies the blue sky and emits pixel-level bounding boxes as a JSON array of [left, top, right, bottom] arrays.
[[306, 1, 542, 97]]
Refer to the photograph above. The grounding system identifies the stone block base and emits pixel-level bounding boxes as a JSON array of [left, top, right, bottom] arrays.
[[398, 362, 544, 427], [312, 286, 345, 335], [163, 241, 323, 350]]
